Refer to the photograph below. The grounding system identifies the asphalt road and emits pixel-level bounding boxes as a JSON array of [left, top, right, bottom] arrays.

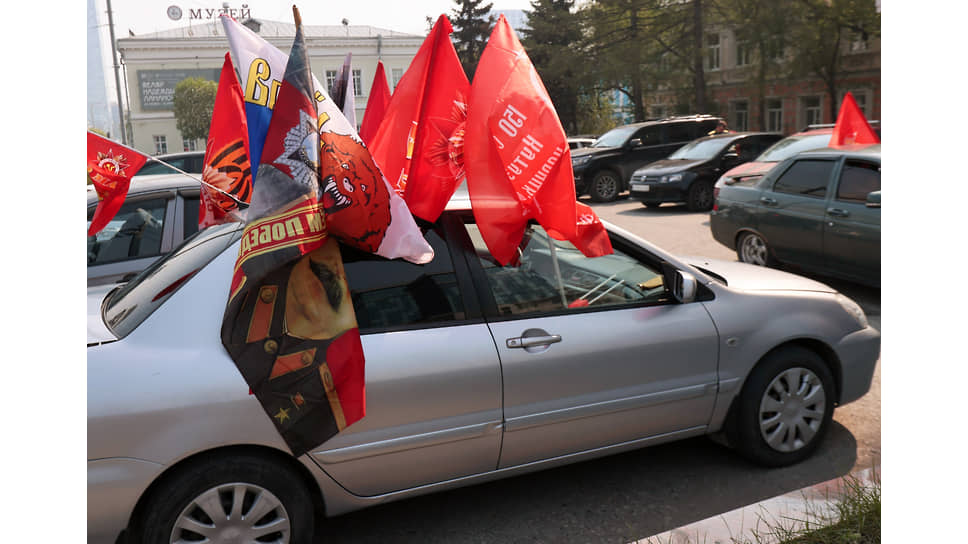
[[313, 196, 881, 544]]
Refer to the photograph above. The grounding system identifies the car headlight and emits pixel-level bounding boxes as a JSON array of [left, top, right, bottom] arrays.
[[572, 155, 592, 167], [660, 173, 683, 183], [837, 294, 868, 329]]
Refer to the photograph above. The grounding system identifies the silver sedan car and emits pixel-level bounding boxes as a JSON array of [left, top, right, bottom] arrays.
[[88, 199, 879, 543]]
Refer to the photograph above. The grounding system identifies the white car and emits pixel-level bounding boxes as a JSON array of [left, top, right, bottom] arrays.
[[88, 196, 879, 543]]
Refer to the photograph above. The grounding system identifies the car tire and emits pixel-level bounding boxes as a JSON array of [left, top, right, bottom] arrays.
[[728, 346, 835, 467], [737, 231, 776, 267], [641, 202, 658, 209], [132, 452, 315, 544], [590, 170, 621, 202], [686, 180, 714, 211]]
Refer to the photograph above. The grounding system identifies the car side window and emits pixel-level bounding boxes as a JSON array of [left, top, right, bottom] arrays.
[[634, 127, 661, 146], [137, 161, 178, 176], [772, 159, 834, 198], [464, 223, 669, 317], [664, 123, 694, 144], [88, 198, 168, 265], [341, 226, 465, 332], [183, 195, 200, 238], [836, 160, 880, 203]]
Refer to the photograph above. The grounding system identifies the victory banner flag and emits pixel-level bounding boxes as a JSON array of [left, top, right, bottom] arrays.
[[464, 15, 612, 265], [199, 53, 252, 230], [369, 15, 469, 223], [87, 131, 149, 236], [221, 11, 365, 457], [221, 14, 433, 264], [830, 92, 879, 148], [359, 61, 391, 145]]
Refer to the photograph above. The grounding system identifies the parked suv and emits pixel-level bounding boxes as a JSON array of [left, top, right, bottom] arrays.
[[571, 115, 724, 202]]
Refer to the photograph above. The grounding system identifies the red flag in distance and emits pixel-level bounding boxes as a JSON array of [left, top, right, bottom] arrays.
[[87, 131, 149, 236], [359, 61, 391, 145], [830, 92, 879, 148]]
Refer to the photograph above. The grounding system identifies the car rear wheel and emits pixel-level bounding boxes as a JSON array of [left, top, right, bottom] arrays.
[[590, 170, 621, 202], [686, 180, 714, 211], [728, 346, 835, 467], [132, 452, 315, 544], [737, 231, 775, 267]]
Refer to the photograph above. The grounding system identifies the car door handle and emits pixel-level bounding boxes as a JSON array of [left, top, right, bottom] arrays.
[[827, 207, 850, 218], [760, 196, 777, 206], [506, 335, 562, 349]]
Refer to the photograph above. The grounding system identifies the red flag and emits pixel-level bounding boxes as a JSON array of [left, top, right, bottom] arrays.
[[830, 92, 879, 148], [368, 15, 469, 223], [359, 61, 391, 145], [87, 131, 149, 236], [464, 15, 612, 265], [220, 11, 365, 457], [199, 53, 252, 230]]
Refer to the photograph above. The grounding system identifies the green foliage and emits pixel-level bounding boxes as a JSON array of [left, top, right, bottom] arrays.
[[450, 0, 495, 81], [521, 0, 585, 133], [172, 77, 217, 143]]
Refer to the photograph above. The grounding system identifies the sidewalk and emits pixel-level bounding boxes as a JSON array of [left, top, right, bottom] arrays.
[[633, 467, 878, 544]]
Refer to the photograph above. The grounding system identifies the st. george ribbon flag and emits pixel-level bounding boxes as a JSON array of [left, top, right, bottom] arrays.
[[464, 15, 612, 266], [87, 131, 149, 236], [199, 53, 252, 230], [222, 14, 432, 264], [220, 8, 366, 458]]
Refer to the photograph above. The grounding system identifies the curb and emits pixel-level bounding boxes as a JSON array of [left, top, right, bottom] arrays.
[[632, 467, 878, 544]]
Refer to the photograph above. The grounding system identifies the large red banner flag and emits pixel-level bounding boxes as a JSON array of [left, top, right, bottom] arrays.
[[368, 15, 469, 223], [464, 15, 612, 265], [221, 9, 365, 458], [199, 53, 252, 230], [87, 131, 149, 236], [830, 92, 879, 148], [359, 61, 391, 145]]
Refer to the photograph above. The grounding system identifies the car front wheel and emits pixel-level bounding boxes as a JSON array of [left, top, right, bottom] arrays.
[[590, 170, 621, 202], [132, 452, 315, 544], [687, 180, 714, 211], [737, 231, 775, 266], [728, 346, 835, 467]]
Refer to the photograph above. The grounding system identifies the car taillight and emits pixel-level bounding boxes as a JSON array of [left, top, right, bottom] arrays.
[[712, 187, 720, 211]]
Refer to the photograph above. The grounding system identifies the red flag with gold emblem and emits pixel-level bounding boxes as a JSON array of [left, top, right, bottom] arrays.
[[464, 15, 611, 265], [368, 15, 469, 223], [830, 92, 879, 148], [87, 131, 149, 236], [199, 53, 252, 229], [220, 10, 365, 458]]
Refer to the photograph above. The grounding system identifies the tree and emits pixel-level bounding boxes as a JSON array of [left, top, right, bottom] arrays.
[[521, 0, 585, 133], [450, 0, 495, 81], [172, 77, 217, 143]]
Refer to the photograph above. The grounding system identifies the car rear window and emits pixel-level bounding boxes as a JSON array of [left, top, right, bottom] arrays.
[[756, 133, 832, 162], [102, 222, 243, 338]]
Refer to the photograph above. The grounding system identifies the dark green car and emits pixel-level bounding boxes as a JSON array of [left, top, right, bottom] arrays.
[[710, 145, 880, 287]]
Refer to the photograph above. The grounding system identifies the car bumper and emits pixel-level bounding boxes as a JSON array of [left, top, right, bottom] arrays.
[[708, 210, 737, 249], [628, 182, 688, 204], [573, 165, 589, 191], [835, 325, 881, 405], [88, 457, 164, 543]]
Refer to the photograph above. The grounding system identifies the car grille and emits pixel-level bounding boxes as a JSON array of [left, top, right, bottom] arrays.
[[630, 174, 661, 183]]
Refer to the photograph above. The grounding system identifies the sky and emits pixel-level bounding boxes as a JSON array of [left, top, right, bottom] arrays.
[[109, 0, 537, 37]]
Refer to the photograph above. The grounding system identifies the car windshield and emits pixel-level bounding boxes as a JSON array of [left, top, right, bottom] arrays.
[[102, 222, 243, 338], [668, 138, 731, 160], [756, 133, 832, 162], [592, 126, 637, 148]]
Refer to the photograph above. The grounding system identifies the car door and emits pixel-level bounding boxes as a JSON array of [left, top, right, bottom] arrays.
[[623, 125, 665, 177], [460, 219, 719, 469], [87, 193, 176, 286], [309, 219, 503, 496], [756, 157, 837, 267], [823, 158, 881, 283]]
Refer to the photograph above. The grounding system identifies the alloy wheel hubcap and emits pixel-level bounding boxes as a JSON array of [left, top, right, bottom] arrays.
[[758, 367, 826, 453], [741, 235, 768, 265], [596, 175, 617, 197], [170, 483, 291, 544]]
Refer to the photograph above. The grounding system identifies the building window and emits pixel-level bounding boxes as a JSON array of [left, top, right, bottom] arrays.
[[766, 99, 783, 132], [731, 100, 749, 131], [153, 135, 168, 155], [652, 105, 667, 119], [352, 69, 363, 97], [849, 32, 869, 53], [736, 40, 752, 67], [800, 96, 822, 128], [325, 70, 338, 91], [705, 33, 721, 71], [766, 36, 785, 62], [391, 68, 403, 90], [183, 139, 198, 152]]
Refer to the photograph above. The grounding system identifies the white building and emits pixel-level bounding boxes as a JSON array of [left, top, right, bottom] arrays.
[[117, 18, 423, 155]]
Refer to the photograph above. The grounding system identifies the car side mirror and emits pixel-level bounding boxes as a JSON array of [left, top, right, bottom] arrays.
[[722, 152, 741, 166], [661, 262, 697, 303], [628, 138, 642, 148], [866, 191, 881, 208]]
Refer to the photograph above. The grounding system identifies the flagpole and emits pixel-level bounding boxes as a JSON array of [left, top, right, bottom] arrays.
[[546, 234, 568, 308], [141, 156, 249, 210]]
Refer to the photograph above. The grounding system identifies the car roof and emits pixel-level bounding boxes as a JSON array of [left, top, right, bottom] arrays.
[[692, 131, 783, 143], [87, 173, 201, 203], [795, 144, 881, 160], [610, 115, 724, 130]]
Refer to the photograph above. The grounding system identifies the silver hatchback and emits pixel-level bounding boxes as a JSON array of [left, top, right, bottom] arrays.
[[88, 200, 879, 543]]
